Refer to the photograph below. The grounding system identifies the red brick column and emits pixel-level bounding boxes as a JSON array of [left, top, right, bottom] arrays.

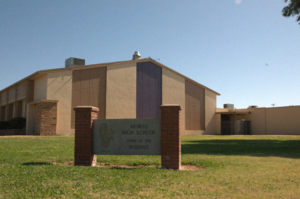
[[160, 105, 182, 170], [35, 101, 57, 136], [74, 106, 98, 166]]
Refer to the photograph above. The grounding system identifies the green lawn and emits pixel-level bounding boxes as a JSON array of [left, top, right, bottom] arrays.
[[0, 135, 300, 198]]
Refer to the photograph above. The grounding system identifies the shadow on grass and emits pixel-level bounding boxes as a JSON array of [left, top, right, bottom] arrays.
[[182, 139, 300, 159], [22, 162, 53, 166]]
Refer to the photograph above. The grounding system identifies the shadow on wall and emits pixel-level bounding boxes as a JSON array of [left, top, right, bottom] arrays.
[[202, 117, 218, 135], [182, 139, 300, 159]]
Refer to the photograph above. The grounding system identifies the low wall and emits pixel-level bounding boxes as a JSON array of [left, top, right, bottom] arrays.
[[234, 106, 300, 135], [0, 129, 26, 136]]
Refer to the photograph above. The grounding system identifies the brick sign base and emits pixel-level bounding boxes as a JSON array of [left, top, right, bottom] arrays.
[[74, 105, 181, 170], [74, 106, 98, 166], [160, 105, 181, 170]]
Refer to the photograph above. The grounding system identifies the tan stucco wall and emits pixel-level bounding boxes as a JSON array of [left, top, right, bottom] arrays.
[[204, 90, 217, 134], [22, 100, 26, 118], [17, 82, 26, 100], [184, 89, 218, 135], [225, 106, 300, 135], [184, 130, 204, 135], [162, 68, 186, 134], [5, 105, 8, 121], [34, 74, 47, 101], [47, 70, 74, 136], [219, 108, 266, 135], [0, 91, 7, 105], [26, 104, 36, 135], [8, 87, 16, 103], [238, 108, 266, 135], [265, 106, 300, 135], [12, 103, 16, 118], [106, 63, 136, 119], [185, 80, 205, 132], [215, 113, 221, 134]]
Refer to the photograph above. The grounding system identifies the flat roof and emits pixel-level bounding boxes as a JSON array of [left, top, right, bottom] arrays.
[[216, 108, 251, 115], [216, 111, 251, 115]]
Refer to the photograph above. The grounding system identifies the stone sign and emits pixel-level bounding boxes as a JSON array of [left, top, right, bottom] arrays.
[[93, 119, 161, 155]]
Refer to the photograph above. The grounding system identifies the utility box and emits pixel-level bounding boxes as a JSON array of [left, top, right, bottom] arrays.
[[248, 105, 258, 108], [224, 104, 234, 109], [65, 57, 85, 68]]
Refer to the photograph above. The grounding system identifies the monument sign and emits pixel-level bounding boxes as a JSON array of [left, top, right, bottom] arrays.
[[93, 119, 161, 155], [74, 105, 181, 170]]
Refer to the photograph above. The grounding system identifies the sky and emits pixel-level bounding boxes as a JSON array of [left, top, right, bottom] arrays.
[[0, 0, 299, 109]]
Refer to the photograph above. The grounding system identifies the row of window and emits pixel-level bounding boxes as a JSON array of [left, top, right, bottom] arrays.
[[0, 100, 26, 121]]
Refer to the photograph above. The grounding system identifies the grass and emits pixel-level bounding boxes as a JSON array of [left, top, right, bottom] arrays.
[[0, 135, 300, 198]]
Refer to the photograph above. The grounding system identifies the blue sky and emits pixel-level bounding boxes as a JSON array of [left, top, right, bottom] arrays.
[[1, 0, 299, 108]]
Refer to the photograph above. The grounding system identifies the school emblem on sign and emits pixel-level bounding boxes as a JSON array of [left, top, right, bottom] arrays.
[[99, 122, 114, 148]]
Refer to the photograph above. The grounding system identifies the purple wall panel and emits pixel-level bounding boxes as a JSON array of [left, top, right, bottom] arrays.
[[136, 62, 162, 118], [142, 63, 150, 117], [136, 66, 143, 117], [149, 63, 156, 118], [155, 63, 162, 118]]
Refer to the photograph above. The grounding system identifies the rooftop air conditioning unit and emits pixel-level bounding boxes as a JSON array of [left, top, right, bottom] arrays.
[[65, 57, 85, 68], [224, 104, 234, 109], [248, 105, 258, 108]]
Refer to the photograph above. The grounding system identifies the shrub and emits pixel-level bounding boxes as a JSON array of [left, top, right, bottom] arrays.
[[9, 117, 26, 129], [0, 121, 10, 130]]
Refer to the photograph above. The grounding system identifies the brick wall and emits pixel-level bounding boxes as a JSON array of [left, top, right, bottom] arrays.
[[35, 102, 57, 136], [74, 106, 98, 166], [160, 105, 182, 170]]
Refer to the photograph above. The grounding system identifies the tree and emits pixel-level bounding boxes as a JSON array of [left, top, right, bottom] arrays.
[[282, 0, 300, 24]]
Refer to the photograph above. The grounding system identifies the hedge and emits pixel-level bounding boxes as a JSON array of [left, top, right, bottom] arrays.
[[0, 117, 26, 130]]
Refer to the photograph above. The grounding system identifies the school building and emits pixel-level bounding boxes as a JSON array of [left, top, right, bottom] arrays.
[[0, 53, 299, 136], [0, 54, 221, 136]]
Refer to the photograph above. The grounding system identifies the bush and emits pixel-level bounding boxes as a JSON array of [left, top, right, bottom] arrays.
[[0, 121, 10, 130], [9, 117, 26, 129]]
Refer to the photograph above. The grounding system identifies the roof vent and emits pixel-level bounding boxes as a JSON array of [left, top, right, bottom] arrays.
[[224, 104, 234, 109], [132, 51, 141, 60], [65, 57, 85, 68]]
